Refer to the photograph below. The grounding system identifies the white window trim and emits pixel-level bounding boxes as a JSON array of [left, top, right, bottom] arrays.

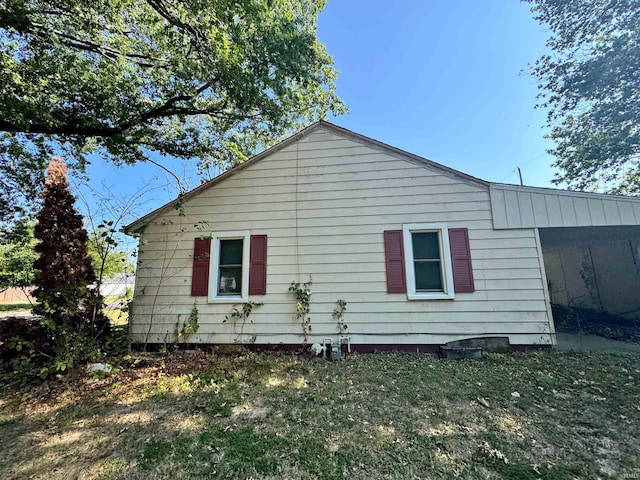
[[402, 223, 455, 300], [208, 230, 250, 303]]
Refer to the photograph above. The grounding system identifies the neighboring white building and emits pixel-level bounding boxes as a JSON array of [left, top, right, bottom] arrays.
[[124, 122, 640, 351], [99, 274, 136, 298]]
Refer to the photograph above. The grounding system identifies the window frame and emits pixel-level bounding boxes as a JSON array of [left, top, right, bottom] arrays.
[[208, 230, 251, 303], [402, 223, 455, 300]]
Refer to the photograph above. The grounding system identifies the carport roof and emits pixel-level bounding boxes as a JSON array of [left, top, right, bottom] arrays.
[[490, 183, 640, 230]]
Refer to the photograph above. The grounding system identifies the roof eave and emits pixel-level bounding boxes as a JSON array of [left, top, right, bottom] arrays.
[[490, 182, 640, 202], [123, 120, 492, 234], [319, 122, 490, 189], [123, 121, 327, 235]]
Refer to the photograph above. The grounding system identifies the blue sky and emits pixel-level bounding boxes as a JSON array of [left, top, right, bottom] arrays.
[[74, 0, 557, 231], [317, 0, 556, 187]]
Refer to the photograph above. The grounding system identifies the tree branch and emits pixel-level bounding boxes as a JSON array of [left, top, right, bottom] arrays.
[[137, 89, 209, 122], [145, 0, 206, 47], [0, 82, 218, 137], [56, 33, 159, 64], [28, 26, 163, 68], [142, 157, 186, 194]]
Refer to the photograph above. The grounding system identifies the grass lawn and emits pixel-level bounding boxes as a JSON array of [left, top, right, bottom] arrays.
[[103, 307, 128, 325], [0, 350, 638, 479], [0, 303, 32, 313], [0, 303, 128, 326]]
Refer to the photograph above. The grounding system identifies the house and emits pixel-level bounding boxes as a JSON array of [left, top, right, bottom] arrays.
[[124, 121, 640, 351], [100, 273, 135, 298]]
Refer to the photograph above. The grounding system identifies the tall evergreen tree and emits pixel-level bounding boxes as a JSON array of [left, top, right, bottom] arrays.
[[33, 157, 109, 350]]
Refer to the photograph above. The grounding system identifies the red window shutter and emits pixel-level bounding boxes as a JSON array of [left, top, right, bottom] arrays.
[[191, 237, 211, 296], [249, 235, 268, 295], [384, 230, 406, 293], [448, 228, 475, 293]]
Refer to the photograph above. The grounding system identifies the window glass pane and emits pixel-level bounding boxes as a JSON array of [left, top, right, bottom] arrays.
[[218, 266, 242, 294], [412, 232, 440, 260], [414, 261, 443, 291], [219, 239, 243, 265]]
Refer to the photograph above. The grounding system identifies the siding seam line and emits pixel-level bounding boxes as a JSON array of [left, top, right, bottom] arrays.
[[295, 139, 300, 278]]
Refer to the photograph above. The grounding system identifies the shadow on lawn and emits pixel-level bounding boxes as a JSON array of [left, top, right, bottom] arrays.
[[1, 353, 300, 479], [1, 351, 639, 480]]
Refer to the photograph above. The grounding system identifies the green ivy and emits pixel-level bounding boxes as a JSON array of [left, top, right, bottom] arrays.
[[289, 278, 312, 346]]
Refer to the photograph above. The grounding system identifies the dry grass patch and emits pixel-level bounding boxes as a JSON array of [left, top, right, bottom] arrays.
[[0, 350, 638, 479]]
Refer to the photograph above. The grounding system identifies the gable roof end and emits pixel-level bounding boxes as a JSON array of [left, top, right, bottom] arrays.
[[123, 121, 490, 234], [124, 121, 640, 234], [123, 122, 326, 234]]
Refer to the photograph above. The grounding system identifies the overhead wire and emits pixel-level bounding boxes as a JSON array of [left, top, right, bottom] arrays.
[[500, 152, 548, 183]]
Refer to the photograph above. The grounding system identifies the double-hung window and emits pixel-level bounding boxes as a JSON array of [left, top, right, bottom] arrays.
[[191, 231, 268, 299], [209, 230, 250, 302], [402, 223, 455, 300]]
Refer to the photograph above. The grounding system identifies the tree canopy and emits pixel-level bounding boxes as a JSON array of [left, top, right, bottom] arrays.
[[87, 229, 134, 282], [0, 201, 133, 291], [525, 0, 640, 193], [0, 0, 346, 220]]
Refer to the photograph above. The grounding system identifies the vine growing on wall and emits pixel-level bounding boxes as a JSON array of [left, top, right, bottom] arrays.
[[139, 218, 184, 349], [174, 305, 199, 344], [289, 278, 312, 346], [333, 299, 348, 334], [224, 301, 263, 343], [579, 248, 601, 310]]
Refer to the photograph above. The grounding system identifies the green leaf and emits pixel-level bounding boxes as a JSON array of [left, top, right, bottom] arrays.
[[0, 0, 346, 224], [526, 0, 640, 193]]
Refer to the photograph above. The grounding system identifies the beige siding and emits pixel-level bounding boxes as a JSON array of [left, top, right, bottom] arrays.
[[490, 184, 640, 229], [132, 126, 554, 346]]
